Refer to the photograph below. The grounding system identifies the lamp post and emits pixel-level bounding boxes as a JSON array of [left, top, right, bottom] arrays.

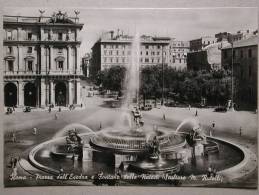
[[161, 45, 165, 106], [230, 41, 235, 111]]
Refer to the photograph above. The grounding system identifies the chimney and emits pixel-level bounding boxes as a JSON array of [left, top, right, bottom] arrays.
[[117, 29, 120, 37], [110, 30, 114, 39]]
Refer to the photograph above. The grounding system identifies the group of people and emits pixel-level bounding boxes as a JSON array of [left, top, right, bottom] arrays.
[[9, 157, 19, 178], [6, 106, 15, 115], [207, 165, 217, 177]]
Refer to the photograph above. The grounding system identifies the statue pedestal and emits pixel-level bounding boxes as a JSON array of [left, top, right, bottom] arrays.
[[194, 143, 204, 156], [82, 146, 93, 161]]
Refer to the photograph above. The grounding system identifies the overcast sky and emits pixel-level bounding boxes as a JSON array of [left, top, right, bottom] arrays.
[[4, 7, 257, 57]]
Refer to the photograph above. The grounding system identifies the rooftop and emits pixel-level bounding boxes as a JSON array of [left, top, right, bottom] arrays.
[[222, 35, 258, 49], [99, 30, 172, 44], [3, 11, 83, 26]]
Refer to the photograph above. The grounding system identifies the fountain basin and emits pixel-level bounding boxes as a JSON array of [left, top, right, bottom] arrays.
[[128, 158, 180, 174], [89, 128, 186, 155]]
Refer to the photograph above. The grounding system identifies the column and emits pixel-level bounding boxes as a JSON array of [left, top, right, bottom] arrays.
[[76, 46, 80, 73], [18, 82, 24, 107], [17, 28, 21, 41], [49, 46, 54, 71], [67, 45, 72, 72], [50, 81, 55, 105], [40, 27, 44, 41], [41, 80, 46, 107], [40, 45, 46, 74], [76, 80, 81, 104], [18, 46, 23, 73], [68, 81, 73, 105], [75, 28, 80, 41]]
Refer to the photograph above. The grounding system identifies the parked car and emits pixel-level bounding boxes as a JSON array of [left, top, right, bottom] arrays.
[[23, 106, 31, 112], [214, 106, 227, 112], [141, 104, 152, 111]]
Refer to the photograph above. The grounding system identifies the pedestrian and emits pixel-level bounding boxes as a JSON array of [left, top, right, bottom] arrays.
[[13, 157, 18, 167], [212, 122, 215, 128], [207, 166, 212, 177], [163, 113, 166, 120], [188, 104, 191, 110], [59, 107, 61, 112], [10, 166, 18, 178], [33, 127, 37, 135], [210, 121, 215, 137], [55, 113, 58, 120], [59, 166, 64, 174], [12, 106, 15, 112], [239, 127, 242, 136], [9, 157, 15, 168], [195, 110, 198, 117], [212, 167, 217, 177], [48, 106, 51, 113], [11, 131, 17, 143]]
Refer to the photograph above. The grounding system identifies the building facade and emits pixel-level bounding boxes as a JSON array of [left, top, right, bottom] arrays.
[[90, 30, 189, 77], [3, 11, 84, 108], [215, 29, 258, 43], [189, 36, 217, 52], [221, 35, 258, 110], [168, 40, 189, 69], [187, 40, 230, 71]]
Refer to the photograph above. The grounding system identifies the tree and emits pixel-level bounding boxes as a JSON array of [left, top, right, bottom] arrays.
[[95, 66, 126, 93]]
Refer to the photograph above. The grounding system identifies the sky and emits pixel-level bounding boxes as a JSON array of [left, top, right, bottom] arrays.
[[4, 7, 258, 58]]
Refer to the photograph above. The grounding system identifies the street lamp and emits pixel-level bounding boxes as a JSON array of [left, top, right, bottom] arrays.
[[230, 41, 235, 111]]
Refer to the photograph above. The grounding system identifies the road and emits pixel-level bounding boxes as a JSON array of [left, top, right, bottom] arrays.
[[3, 96, 258, 187]]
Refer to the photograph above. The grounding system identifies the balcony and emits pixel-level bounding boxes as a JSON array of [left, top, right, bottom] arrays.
[[4, 70, 83, 76], [42, 70, 83, 76], [4, 70, 38, 76]]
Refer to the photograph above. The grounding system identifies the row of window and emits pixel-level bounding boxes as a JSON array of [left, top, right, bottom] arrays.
[[6, 60, 65, 72], [103, 44, 163, 50], [103, 57, 164, 64], [103, 50, 166, 56], [170, 43, 186, 47], [170, 49, 189, 52], [6, 30, 71, 41], [6, 46, 75, 55], [202, 40, 215, 45], [7, 46, 33, 54], [102, 56, 187, 64], [7, 60, 33, 72]]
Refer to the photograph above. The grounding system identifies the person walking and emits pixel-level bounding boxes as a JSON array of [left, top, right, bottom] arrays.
[[33, 127, 37, 135], [55, 113, 58, 120], [11, 131, 17, 143], [210, 121, 215, 137], [195, 110, 198, 117]]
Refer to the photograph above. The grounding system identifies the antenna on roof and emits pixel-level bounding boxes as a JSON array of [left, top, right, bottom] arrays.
[[74, 10, 80, 18], [39, 9, 45, 17]]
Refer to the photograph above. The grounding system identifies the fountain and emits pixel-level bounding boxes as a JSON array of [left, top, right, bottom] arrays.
[[25, 32, 254, 187]]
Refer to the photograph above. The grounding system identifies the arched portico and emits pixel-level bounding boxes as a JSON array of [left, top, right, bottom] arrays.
[[55, 82, 67, 106], [24, 82, 37, 107], [4, 82, 17, 107]]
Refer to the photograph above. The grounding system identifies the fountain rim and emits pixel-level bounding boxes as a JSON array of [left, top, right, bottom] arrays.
[[27, 132, 256, 186]]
